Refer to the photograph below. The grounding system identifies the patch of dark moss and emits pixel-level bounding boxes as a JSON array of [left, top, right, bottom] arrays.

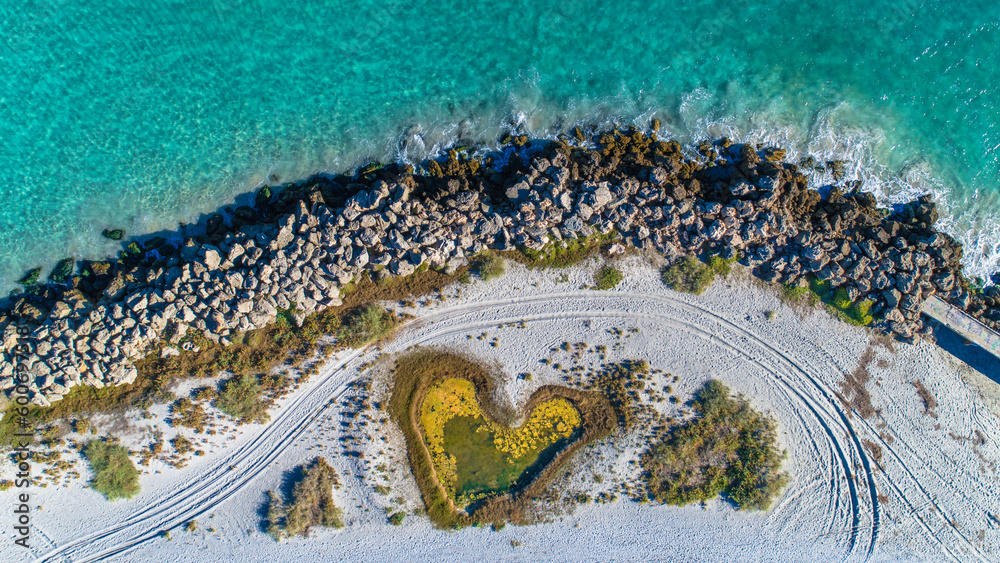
[[101, 228, 124, 241]]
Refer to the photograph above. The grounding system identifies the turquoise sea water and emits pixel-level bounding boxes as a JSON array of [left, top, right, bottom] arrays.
[[2, 0, 999, 290]]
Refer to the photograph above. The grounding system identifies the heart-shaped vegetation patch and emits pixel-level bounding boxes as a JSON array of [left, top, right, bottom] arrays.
[[390, 350, 615, 527], [421, 378, 582, 505]]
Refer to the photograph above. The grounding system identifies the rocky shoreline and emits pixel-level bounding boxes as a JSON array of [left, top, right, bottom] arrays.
[[3, 128, 1000, 407]]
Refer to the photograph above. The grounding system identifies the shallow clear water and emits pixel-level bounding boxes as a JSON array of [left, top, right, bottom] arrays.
[[2, 0, 999, 289]]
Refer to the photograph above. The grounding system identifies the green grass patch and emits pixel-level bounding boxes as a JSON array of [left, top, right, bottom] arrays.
[[266, 457, 343, 540], [594, 265, 623, 290], [642, 380, 788, 511], [808, 279, 875, 326], [506, 233, 617, 269], [474, 252, 505, 281], [214, 373, 270, 423], [84, 438, 140, 500], [707, 254, 737, 277], [779, 282, 821, 306], [337, 304, 397, 348], [661, 255, 716, 295]]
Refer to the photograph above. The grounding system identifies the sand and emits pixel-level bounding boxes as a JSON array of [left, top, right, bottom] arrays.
[[4, 256, 999, 562]]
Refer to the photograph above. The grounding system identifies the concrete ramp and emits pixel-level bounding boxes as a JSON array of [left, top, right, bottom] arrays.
[[921, 295, 1000, 359]]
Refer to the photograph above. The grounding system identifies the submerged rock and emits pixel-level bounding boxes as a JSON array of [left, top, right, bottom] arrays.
[[17, 267, 41, 286], [101, 228, 124, 241], [49, 258, 75, 283]]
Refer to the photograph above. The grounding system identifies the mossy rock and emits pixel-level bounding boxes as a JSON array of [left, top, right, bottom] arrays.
[[101, 228, 124, 241], [763, 148, 787, 162], [127, 242, 142, 256], [425, 160, 444, 178], [254, 186, 273, 210], [49, 259, 75, 283], [144, 236, 166, 250], [17, 268, 41, 286], [87, 261, 112, 276], [359, 161, 385, 176]]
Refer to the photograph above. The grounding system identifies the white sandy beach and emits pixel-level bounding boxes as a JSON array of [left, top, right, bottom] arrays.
[[3, 257, 999, 562]]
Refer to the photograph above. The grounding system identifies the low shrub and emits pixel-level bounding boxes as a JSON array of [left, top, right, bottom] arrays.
[[809, 279, 875, 326], [266, 457, 343, 540], [661, 255, 715, 295], [337, 304, 397, 349], [170, 398, 208, 432], [214, 373, 270, 423], [507, 233, 617, 269], [388, 512, 405, 526], [84, 438, 140, 500], [172, 436, 193, 454], [707, 255, 735, 278], [642, 380, 788, 511], [475, 252, 505, 281], [594, 265, 623, 290]]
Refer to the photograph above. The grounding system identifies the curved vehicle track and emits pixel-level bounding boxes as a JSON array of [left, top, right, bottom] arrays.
[[32, 290, 987, 562]]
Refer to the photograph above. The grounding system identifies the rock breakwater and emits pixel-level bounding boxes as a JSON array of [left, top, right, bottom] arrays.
[[3, 129, 999, 406]]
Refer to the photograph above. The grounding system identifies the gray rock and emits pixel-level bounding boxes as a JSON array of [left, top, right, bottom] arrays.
[[391, 260, 415, 277], [203, 246, 222, 270], [592, 185, 613, 209], [730, 181, 755, 197], [505, 179, 531, 201], [883, 288, 902, 308], [707, 220, 726, 240], [896, 272, 917, 294]]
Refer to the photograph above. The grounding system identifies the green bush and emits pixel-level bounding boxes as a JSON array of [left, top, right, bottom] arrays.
[[509, 233, 617, 269], [594, 265, 623, 290], [661, 255, 715, 295], [806, 279, 874, 326], [707, 255, 734, 277], [267, 457, 343, 540], [642, 380, 788, 511], [388, 512, 406, 526], [84, 439, 140, 500], [475, 252, 505, 281], [214, 373, 270, 423], [337, 304, 396, 348]]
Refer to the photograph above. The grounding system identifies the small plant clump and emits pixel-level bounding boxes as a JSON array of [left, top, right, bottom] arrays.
[[509, 233, 617, 269], [83, 438, 140, 500], [170, 398, 208, 432], [172, 435, 193, 454], [642, 380, 788, 511], [214, 373, 270, 423], [810, 280, 876, 326], [594, 265, 624, 290], [336, 304, 397, 348], [266, 457, 343, 540], [589, 360, 649, 429], [388, 512, 406, 526], [661, 255, 715, 295], [475, 252, 506, 281]]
